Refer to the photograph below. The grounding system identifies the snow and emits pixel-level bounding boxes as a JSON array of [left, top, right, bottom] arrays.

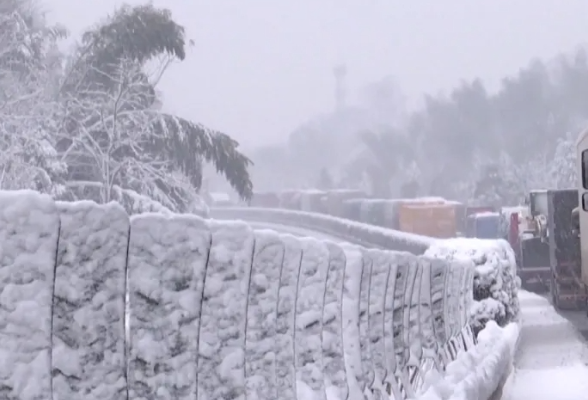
[[507, 366, 588, 400], [427, 258, 450, 367], [322, 241, 348, 400], [425, 238, 519, 334], [364, 248, 392, 399], [0, 190, 59, 400], [382, 251, 402, 398], [0, 189, 510, 400], [357, 247, 374, 398], [53, 201, 129, 399], [399, 253, 420, 396], [126, 212, 211, 399], [472, 211, 499, 218], [416, 321, 519, 400], [210, 206, 435, 254], [245, 229, 284, 400], [197, 220, 254, 400], [340, 243, 365, 400], [275, 234, 303, 400], [209, 192, 231, 203], [502, 291, 588, 400], [248, 221, 345, 242], [295, 237, 330, 400]]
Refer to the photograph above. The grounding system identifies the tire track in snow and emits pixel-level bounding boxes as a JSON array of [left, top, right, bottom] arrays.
[[503, 291, 588, 400], [248, 222, 346, 242]]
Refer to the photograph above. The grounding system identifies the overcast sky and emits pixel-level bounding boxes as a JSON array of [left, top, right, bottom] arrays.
[[46, 0, 588, 147]]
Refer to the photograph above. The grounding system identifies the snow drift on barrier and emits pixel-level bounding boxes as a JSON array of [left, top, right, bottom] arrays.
[[425, 238, 520, 336], [210, 206, 435, 254], [0, 190, 508, 400]]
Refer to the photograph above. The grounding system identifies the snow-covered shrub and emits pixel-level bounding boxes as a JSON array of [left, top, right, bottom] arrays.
[[425, 238, 519, 336]]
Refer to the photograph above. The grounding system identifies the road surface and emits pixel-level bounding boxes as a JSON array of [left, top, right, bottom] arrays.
[[503, 291, 588, 400], [248, 221, 346, 242]]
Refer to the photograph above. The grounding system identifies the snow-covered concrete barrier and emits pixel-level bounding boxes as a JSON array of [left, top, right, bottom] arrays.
[[425, 238, 520, 336], [0, 191, 59, 399], [421, 238, 521, 400], [210, 206, 435, 254], [0, 190, 505, 400], [53, 201, 129, 398]]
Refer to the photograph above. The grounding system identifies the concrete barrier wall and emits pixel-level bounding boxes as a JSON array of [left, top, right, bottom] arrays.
[[0, 190, 479, 400], [210, 206, 435, 255]]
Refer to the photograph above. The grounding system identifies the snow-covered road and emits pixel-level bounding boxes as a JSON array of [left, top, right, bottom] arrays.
[[248, 221, 346, 242], [503, 291, 588, 399]]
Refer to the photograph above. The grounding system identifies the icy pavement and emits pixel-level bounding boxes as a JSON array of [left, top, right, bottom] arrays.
[[248, 221, 345, 241], [503, 290, 588, 400]]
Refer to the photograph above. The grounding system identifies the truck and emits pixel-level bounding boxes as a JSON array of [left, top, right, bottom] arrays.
[[545, 127, 588, 310], [517, 190, 551, 293], [546, 188, 585, 309], [465, 211, 501, 239]]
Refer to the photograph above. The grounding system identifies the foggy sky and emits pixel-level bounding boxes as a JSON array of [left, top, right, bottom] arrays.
[[47, 0, 588, 148]]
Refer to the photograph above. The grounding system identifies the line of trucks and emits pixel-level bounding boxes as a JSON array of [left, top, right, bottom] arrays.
[[250, 189, 512, 239], [236, 127, 588, 312], [326, 183, 588, 313], [498, 128, 588, 312]]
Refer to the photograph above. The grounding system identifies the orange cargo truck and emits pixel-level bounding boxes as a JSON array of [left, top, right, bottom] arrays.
[[398, 203, 458, 238]]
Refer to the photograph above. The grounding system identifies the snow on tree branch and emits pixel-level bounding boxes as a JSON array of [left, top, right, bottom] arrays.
[[0, 5, 65, 193], [58, 57, 195, 209]]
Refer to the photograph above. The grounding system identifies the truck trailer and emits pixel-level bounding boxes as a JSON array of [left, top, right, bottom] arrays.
[[545, 127, 588, 311]]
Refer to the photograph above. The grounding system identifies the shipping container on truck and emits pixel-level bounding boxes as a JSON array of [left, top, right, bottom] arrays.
[[465, 212, 501, 239], [386, 197, 447, 230], [398, 203, 457, 238]]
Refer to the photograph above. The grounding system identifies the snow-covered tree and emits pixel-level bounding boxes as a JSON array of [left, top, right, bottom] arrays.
[[472, 152, 526, 207], [56, 57, 189, 211], [548, 132, 577, 189], [54, 4, 252, 212], [0, 1, 66, 194]]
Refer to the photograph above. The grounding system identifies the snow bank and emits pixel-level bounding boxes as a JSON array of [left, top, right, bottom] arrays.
[[127, 213, 211, 399], [0, 190, 59, 399], [425, 238, 520, 335], [415, 321, 519, 400], [210, 206, 435, 254], [53, 201, 129, 399], [0, 190, 502, 400]]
